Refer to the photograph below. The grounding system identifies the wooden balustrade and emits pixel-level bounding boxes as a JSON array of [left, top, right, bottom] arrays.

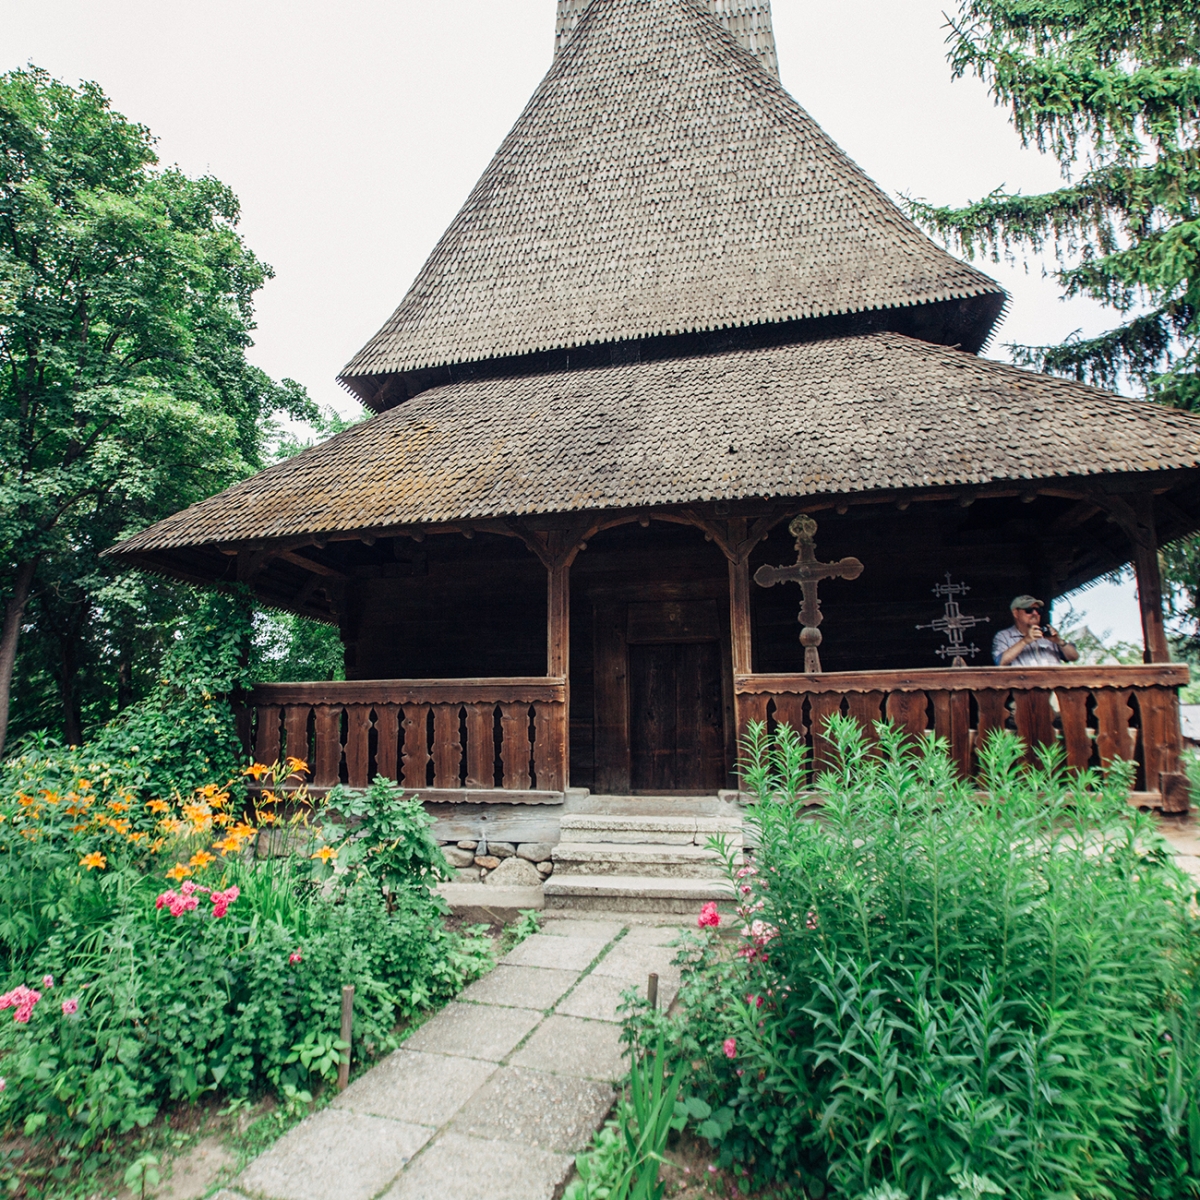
[[245, 678, 568, 801], [736, 665, 1191, 811]]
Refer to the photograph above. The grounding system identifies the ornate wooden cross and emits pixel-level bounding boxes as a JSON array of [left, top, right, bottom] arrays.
[[753, 515, 864, 672]]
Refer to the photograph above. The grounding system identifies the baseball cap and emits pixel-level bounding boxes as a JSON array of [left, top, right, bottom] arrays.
[[1010, 594, 1045, 610]]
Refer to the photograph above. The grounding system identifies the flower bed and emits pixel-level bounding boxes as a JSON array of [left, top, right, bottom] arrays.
[[0, 761, 492, 1159], [628, 719, 1200, 1200]]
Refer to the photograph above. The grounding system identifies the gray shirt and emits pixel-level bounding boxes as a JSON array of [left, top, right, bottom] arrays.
[[992, 624, 1067, 667]]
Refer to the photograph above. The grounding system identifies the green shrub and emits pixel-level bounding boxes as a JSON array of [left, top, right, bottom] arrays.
[[0, 765, 491, 1148], [641, 718, 1200, 1199]]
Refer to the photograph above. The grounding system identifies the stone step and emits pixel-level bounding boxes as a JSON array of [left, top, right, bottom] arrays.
[[558, 813, 742, 846], [552, 841, 728, 878], [543, 873, 734, 914]]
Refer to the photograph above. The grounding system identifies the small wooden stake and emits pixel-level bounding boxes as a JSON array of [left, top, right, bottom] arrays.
[[337, 985, 355, 1091], [647, 972, 659, 1011]]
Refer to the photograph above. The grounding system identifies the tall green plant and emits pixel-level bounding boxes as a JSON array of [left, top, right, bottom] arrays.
[[652, 718, 1200, 1198]]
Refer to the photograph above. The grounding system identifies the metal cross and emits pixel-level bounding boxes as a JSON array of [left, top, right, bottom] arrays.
[[916, 572, 990, 667], [753, 515, 864, 672]]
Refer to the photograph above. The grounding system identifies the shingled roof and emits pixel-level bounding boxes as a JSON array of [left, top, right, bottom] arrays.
[[339, 0, 1005, 408], [557, 0, 780, 76], [114, 332, 1200, 556]]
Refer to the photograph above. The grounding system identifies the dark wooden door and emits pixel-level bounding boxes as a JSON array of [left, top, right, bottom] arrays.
[[629, 641, 725, 792]]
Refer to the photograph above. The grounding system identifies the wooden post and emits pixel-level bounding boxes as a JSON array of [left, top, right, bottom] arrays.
[[548, 561, 570, 677], [1130, 495, 1171, 664], [727, 517, 753, 677], [337, 984, 355, 1091], [547, 559, 570, 790], [647, 972, 659, 1010]]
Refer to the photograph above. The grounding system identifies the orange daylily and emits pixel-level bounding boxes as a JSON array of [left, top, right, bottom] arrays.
[[189, 850, 216, 870], [146, 799, 170, 814], [80, 851, 107, 870], [244, 763, 272, 780], [166, 863, 193, 882], [311, 845, 337, 864]]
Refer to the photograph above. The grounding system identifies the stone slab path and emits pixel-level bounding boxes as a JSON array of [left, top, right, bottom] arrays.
[[213, 918, 683, 1200]]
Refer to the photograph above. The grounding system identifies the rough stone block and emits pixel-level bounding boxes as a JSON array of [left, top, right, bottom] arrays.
[[459, 964, 579, 1011], [502, 933, 610, 971], [509, 1015, 627, 1082], [489, 841, 516, 858], [403, 1002, 541, 1062], [332, 1049, 493, 1126], [517, 841, 555, 862], [444, 847, 476, 868], [457, 839, 478, 850], [450, 1066, 614, 1152], [475, 855, 501, 870], [484, 857, 542, 888], [380, 1132, 573, 1200], [236, 1107, 430, 1200]]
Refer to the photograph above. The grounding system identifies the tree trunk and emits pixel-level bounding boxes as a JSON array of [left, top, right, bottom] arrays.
[[0, 559, 38, 757], [59, 629, 83, 748]]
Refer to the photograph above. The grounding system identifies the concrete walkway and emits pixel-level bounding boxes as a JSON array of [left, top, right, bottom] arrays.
[[214, 918, 683, 1200]]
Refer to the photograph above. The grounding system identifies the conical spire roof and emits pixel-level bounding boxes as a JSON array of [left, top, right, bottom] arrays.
[[340, 0, 1004, 406]]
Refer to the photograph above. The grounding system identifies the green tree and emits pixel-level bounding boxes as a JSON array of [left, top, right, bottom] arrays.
[[0, 67, 313, 753], [910, 1, 1200, 407]]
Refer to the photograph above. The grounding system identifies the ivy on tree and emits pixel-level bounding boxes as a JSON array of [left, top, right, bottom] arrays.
[[0, 68, 315, 753], [910, 1, 1200, 408]]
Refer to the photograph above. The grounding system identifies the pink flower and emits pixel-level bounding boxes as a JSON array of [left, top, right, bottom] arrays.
[[156, 889, 177, 910], [806, 910, 819, 931], [210, 885, 240, 919], [736, 1068, 744, 1076], [745, 993, 764, 1009], [180, 880, 202, 897], [697, 901, 721, 928], [749, 919, 778, 947], [0, 1077, 5, 1091], [289, 951, 303, 965], [723, 1037, 737, 1059], [42, 975, 54, 989], [61, 998, 78, 1016], [0, 986, 42, 1023], [707, 1165, 718, 1174]]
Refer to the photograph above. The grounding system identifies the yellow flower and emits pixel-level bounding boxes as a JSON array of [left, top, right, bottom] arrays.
[[285, 756, 309, 777], [106, 799, 129, 813], [189, 850, 215, 870], [77, 778, 92, 791], [17, 794, 35, 808], [146, 799, 170, 814], [80, 851, 107, 870], [311, 846, 337, 864], [244, 762, 271, 780], [166, 863, 192, 882], [127, 831, 148, 845]]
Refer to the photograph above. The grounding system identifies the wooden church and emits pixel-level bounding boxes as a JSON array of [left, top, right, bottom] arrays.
[[113, 0, 1200, 811]]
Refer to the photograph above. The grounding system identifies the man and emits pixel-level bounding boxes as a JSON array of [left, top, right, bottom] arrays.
[[992, 595, 1080, 667]]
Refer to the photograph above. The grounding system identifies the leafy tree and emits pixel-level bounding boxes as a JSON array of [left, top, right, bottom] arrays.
[[910, 1, 1200, 407], [0, 67, 314, 753]]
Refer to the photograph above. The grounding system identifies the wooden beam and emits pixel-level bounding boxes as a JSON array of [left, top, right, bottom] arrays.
[[547, 562, 569, 677], [1129, 494, 1171, 663], [728, 520, 753, 675], [736, 663, 1189, 693], [278, 549, 348, 578]]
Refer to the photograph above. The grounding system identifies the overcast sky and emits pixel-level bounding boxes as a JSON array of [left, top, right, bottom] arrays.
[[3, 0, 1143, 638]]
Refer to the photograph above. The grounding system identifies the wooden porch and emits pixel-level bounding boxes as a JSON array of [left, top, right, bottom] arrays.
[[737, 664, 1191, 811], [245, 678, 568, 801]]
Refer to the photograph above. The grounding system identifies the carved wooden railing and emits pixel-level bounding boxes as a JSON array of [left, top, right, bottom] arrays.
[[736, 665, 1191, 811], [244, 678, 568, 801]]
